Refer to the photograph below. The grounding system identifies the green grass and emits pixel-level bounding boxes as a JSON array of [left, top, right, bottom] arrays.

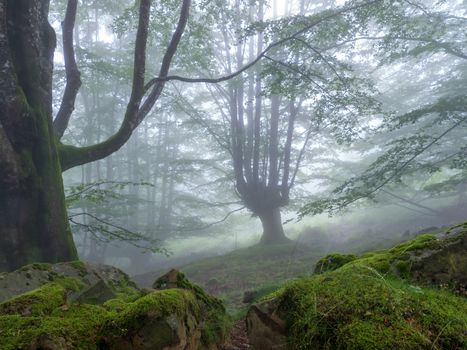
[[179, 242, 323, 314]]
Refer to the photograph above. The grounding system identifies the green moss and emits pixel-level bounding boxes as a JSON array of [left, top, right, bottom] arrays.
[[102, 289, 200, 347], [176, 271, 225, 310], [352, 234, 438, 275], [19, 262, 52, 272], [201, 308, 231, 345], [103, 298, 127, 312], [338, 319, 430, 349], [0, 283, 66, 317], [314, 253, 357, 273], [67, 260, 87, 275], [110, 271, 142, 301], [273, 265, 467, 349]]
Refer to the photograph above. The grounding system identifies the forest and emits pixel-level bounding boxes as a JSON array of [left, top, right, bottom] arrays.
[[0, 0, 466, 349]]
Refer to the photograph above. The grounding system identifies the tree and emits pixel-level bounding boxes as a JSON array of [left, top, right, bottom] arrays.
[[0, 0, 191, 271], [189, 0, 385, 244]]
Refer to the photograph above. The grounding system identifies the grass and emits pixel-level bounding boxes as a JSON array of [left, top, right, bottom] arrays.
[[178, 242, 323, 314]]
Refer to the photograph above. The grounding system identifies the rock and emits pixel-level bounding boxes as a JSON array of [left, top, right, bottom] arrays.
[[72, 279, 116, 304], [28, 334, 71, 350], [313, 253, 357, 274], [0, 261, 139, 304], [0, 265, 229, 350], [153, 268, 180, 289], [246, 264, 467, 349], [101, 290, 205, 350], [246, 229, 467, 349], [246, 298, 287, 350], [349, 227, 467, 295], [0, 283, 66, 317], [400, 229, 467, 295]]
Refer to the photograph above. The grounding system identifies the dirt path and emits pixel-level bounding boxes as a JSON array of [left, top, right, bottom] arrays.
[[222, 320, 251, 349]]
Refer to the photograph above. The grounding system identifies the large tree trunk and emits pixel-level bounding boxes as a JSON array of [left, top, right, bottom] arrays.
[[258, 207, 290, 245], [0, 0, 77, 271]]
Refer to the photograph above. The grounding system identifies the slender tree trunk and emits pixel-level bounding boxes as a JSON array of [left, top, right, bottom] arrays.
[[258, 207, 290, 245]]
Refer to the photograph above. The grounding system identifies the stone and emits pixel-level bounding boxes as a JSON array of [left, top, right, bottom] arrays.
[[71, 278, 116, 304], [246, 298, 287, 350], [0, 261, 140, 304]]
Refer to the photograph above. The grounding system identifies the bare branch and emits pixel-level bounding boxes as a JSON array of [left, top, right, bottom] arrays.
[[143, 0, 383, 87], [136, 0, 192, 123], [53, 0, 81, 139], [59, 0, 164, 170]]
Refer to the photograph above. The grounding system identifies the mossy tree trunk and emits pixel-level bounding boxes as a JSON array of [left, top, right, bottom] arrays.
[[0, 0, 77, 271], [0, 0, 191, 271]]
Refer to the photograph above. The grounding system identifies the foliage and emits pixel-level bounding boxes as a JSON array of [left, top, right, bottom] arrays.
[[65, 181, 168, 254]]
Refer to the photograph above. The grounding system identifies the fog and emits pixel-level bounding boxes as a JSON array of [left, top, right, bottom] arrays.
[[1, 0, 465, 347], [48, 0, 466, 279]]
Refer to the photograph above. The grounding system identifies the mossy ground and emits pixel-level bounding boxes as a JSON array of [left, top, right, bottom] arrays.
[[271, 265, 467, 349]]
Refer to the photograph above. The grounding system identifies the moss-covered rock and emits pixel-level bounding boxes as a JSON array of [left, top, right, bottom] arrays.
[[352, 227, 467, 294], [314, 253, 357, 273], [153, 269, 231, 346], [247, 228, 467, 349], [247, 265, 467, 349], [0, 260, 140, 304], [0, 283, 66, 316], [0, 264, 229, 349]]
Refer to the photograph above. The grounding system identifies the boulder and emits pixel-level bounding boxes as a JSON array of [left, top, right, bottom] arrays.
[[71, 278, 116, 304], [246, 265, 467, 349], [0, 260, 139, 304], [246, 298, 287, 350], [397, 228, 467, 294], [0, 264, 229, 350], [247, 228, 467, 349]]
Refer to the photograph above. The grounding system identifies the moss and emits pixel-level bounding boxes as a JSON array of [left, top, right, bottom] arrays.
[[102, 289, 199, 340], [352, 233, 439, 275], [55, 276, 86, 291], [153, 270, 230, 345], [337, 319, 430, 349], [314, 253, 357, 273], [0, 289, 205, 350], [272, 265, 467, 349], [0, 299, 110, 349], [201, 308, 231, 345], [0, 269, 228, 348], [0, 283, 66, 317], [19, 262, 52, 272], [67, 260, 88, 276], [103, 298, 127, 312], [110, 271, 141, 301]]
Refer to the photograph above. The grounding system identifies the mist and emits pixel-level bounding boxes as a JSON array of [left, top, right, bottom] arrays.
[[1, 0, 465, 348]]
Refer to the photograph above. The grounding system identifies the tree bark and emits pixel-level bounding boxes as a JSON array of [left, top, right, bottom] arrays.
[[0, 0, 77, 271], [258, 207, 290, 245]]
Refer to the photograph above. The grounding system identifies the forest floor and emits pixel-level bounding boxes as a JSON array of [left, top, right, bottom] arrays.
[[134, 232, 417, 315], [135, 242, 323, 314]]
